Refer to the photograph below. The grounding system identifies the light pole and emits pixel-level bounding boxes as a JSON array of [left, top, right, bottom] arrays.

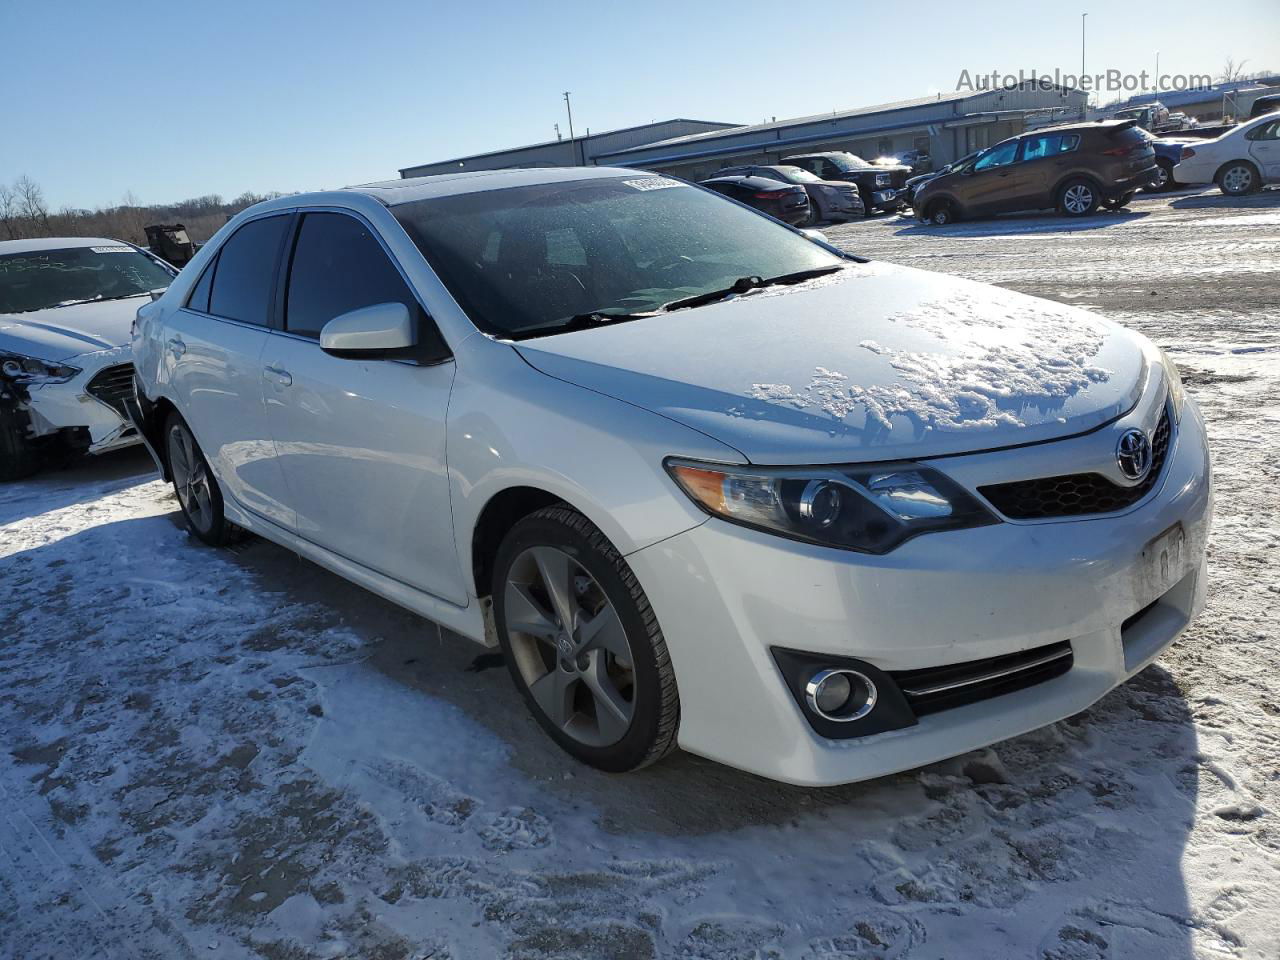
[[563, 91, 576, 141], [1155, 51, 1160, 93], [1081, 13, 1088, 116]]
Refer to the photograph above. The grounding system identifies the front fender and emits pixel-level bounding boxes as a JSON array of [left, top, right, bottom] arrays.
[[446, 335, 745, 597]]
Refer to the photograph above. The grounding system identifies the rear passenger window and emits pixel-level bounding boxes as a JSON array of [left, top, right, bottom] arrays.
[[284, 212, 418, 338], [208, 215, 290, 326], [186, 256, 215, 313]]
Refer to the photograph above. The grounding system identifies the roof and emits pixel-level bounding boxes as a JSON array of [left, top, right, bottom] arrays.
[[349, 166, 646, 206], [0, 237, 128, 254], [597, 90, 990, 158], [397, 118, 738, 173], [1112, 80, 1280, 111]]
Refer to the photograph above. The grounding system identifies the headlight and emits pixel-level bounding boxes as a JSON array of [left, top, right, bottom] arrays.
[[1157, 348, 1185, 423], [666, 459, 998, 554], [0, 352, 81, 384]]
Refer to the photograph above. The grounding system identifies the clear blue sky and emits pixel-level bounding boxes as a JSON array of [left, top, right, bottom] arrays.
[[3, 0, 1277, 210]]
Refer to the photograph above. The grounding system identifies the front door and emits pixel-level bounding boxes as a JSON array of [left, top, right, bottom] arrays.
[[166, 214, 295, 529], [261, 210, 466, 605], [958, 139, 1023, 215]]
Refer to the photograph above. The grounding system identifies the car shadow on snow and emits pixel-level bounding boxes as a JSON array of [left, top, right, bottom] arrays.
[[0, 446, 154, 527], [888, 209, 1151, 239], [1168, 190, 1280, 210], [209, 509, 1211, 956]]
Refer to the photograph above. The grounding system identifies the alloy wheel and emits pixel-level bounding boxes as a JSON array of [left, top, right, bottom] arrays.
[[1222, 165, 1253, 194], [168, 422, 214, 533], [1155, 165, 1171, 187], [503, 545, 636, 747], [1063, 184, 1094, 214]]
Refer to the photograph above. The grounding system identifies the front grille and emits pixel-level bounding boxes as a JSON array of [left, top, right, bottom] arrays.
[[979, 407, 1172, 520], [890, 641, 1073, 716], [85, 363, 135, 417]]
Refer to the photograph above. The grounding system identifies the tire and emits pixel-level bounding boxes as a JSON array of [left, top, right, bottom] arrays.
[[859, 187, 876, 217], [925, 199, 955, 226], [1057, 178, 1100, 217], [1103, 190, 1135, 211], [1217, 161, 1261, 196], [1146, 160, 1176, 193], [164, 411, 233, 546], [806, 197, 824, 227], [492, 505, 680, 773], [0, 402, 40, 482]]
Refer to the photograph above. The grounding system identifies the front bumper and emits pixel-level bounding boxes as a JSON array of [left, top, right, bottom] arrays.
[[20, 345, 140, 454], [627, 399, 1212, 786]]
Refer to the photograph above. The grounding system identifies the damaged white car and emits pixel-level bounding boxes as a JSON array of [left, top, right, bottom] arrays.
[[1, 237, 176, 480]]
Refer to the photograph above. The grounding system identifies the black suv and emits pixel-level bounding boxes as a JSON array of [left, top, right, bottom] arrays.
[[912, 120, 1158, 224], [782, 151, 910, 215]]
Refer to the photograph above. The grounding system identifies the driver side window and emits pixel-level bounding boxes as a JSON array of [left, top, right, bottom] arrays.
[[974, 141, 1020, 171]]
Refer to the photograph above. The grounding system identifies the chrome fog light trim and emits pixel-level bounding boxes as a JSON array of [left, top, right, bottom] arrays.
[[804, 668, 878, 722]]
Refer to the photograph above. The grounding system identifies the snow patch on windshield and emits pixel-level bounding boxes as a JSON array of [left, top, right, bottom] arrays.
[[749, 291, 1112, 432]]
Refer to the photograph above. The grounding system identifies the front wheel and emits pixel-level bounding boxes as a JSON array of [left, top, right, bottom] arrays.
[[165, 412, 233, 545], [925, 199, 955, 225], [1057, 179, 1100, 216], [493, 506, 680, 772], [0, 402, 40, 482], [1217, 161, 1260, 196]]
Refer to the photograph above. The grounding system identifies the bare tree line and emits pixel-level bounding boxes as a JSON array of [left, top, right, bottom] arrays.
[[0, 176, 287, 248]]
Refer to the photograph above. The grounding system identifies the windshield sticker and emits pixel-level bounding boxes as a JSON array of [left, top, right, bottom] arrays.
[[622, 177, 684, 191], [90, 246, 135, 254]]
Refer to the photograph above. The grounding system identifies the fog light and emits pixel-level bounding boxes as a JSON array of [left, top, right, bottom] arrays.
[[805, 668, 878, 722]]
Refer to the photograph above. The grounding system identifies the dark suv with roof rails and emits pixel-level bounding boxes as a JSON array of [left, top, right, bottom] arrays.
[[912, 120, 1159, 225]]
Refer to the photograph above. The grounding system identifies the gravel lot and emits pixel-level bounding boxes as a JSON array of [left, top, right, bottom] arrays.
[[2, 186, 1278, 960]]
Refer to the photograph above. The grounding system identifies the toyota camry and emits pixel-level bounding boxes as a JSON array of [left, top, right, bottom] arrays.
[[130, 168, 1212, 785]]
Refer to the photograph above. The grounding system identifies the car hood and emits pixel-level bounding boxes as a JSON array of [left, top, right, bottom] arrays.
[[514, 263, 1147, 464], [0, 297, 143, 361]]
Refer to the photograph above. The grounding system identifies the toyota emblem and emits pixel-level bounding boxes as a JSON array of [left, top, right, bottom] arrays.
[[1116, 428, 1153, 481]]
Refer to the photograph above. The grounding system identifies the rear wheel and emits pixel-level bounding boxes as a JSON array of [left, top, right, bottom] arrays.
[[1057, 179, 1100, 216], [165, 412, 232, 546], [493, 505, 679, 772], [806, 198, 824, 227], [1146, 159, 1176, 193], [1217, 161, 1260, 196]]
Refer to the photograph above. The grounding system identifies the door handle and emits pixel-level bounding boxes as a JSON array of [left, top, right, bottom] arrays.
[[166, 336, 186, 357], [263, 365, 292, 387]]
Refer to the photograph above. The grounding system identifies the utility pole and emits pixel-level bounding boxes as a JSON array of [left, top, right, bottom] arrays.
[[563, 92, 576, 141], [1154, 51, 1160, 93]]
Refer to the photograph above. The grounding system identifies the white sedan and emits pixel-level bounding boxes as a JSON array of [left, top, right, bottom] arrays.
[[132, 169, 1211, 785], [1173, 111, 1280, 195], [1, 237, 176, 480]]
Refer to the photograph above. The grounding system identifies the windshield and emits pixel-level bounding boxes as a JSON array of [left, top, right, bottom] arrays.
[[392, 175, 845, 339], [773, 165, 821, 183], [826, 153, 874, 172], [0, 245, 175, 314]]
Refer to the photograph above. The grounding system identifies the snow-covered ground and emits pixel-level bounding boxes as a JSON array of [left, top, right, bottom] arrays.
[[2, 186, 1278, 960]]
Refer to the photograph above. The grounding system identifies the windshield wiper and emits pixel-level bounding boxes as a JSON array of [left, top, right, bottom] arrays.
[[50, 291, 151, 309], [512, 310, 660, 340], [662, 265, 846, 313]]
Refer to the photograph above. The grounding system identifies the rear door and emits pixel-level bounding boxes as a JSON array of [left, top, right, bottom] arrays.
[[261, 209, 465, 604], [1247, 118, 1280, 180], [1013, 132, 1080, 208], [166, 213, 295, 529]]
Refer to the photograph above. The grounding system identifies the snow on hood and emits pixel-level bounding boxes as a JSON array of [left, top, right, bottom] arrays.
[[0, 296, 143, 361], [515, 263, 1147, 464]]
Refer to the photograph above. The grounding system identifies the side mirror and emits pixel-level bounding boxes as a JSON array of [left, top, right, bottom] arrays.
[[320, 302, 415, 359]]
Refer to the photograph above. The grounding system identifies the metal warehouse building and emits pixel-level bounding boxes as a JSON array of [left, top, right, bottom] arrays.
[[398, 118, 739, 178], [400, 84, 1085, 182]]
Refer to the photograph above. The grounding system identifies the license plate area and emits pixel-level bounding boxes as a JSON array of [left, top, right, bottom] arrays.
[[1134, 522, 1187, 608]]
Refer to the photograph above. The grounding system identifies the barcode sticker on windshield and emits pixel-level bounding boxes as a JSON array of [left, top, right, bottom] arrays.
[[622, 177, 683, 191], [90, 246, 134, 254]]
